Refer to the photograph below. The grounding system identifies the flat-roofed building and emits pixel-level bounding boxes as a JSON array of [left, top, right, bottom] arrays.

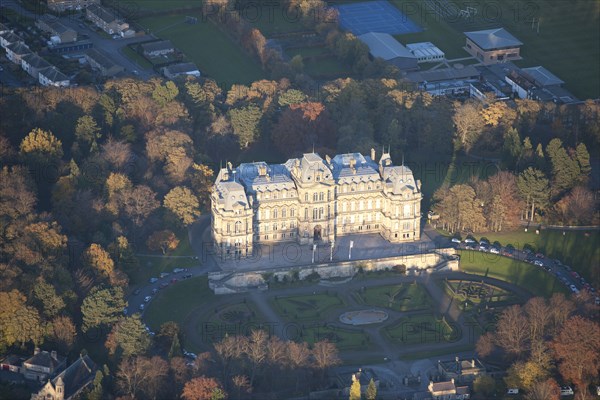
[[162, 62, 200, 79], [358, 32, 419, 71], [406, 42, 445, 63], [464, 28, 522, 65], [141, 40, 175, 57]]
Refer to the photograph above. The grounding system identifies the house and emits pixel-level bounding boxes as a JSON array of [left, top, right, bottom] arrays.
[[35, 15, 77, 44], [0, 31, 23, 49], [464, 28, 522, 65], [39, 66, 70, 87], [46, 0, 100, 12], [437, 357, 486, 384], [21, 348, 66, 382], [141, 40, 175, 57], [405, 65, 480, 96], [31, 354, 97, 400], [162, 62, 200, 79], [406, 42, 445, 63], [85, 48, 124, 76], [0, 354, 26, 373], [21, 53, 52, 80], [86, 4, 129, 35], [428, 379, 470, 400], [5, 42, 32, 64], [358, 32, 419, 71]]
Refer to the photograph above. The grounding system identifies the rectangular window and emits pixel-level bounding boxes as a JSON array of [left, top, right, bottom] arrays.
[[304, 208, 308, 220], [291, 208, 295, 217], [273, 209, 278, 219]]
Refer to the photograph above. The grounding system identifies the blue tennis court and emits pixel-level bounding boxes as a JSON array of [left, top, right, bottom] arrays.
[[334, 1, 423, 36]]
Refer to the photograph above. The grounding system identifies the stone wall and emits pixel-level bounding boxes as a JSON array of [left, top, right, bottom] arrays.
[[209, 248, 458, 294]]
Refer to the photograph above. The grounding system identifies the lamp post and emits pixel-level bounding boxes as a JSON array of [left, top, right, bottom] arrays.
[[349, 240, 354, 260], [312, 243, 317, 264], [330, 240, 335, 261]]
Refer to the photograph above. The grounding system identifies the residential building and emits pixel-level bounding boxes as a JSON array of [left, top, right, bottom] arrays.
[[39, 66, 70, 87], [21, 348, 66, 382], [86, 4, 129, 35], [46, 0, 100, 12], [0, 31, 23, 49], [438, 357, 486, 384], [36, 15, 77, 43], [141, 40, 175, 57], [5, 42, 31, 64], [21, 53, 52, 80], [162, 62, 200, 79], [31, 354, 97, 400], [464, 28, 522, 64], [358, 32, 419, 71], [211, 150, 423, 259], [0, 354, 26, 373], [85, 48, 124, 76], [406, 42, 445, 63], [428, 379, 470, 400]]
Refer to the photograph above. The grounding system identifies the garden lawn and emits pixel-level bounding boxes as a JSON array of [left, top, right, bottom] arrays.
[[469, 230, 599, 287], [144, 276, 213, 330], [270, 293, 345, 321], [298, 324, 371, 350], [385, 313, 458, 345], [136, 15, 265, 85], [457, 250, 568, 297], [357, 283, 432, 312]]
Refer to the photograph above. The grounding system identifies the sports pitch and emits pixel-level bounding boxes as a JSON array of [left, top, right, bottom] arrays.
[[334, 0, 423, 36]]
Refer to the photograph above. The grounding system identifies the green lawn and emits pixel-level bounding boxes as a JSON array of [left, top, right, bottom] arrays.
[[270, 293, 345, 321], [391, 0, 600, 99], [458, 250, 568, 297], [465, 230, 600, 287], [136, 15, 265, 85], [356, 283, 432, 312], [144, 276, 214, 330], [385, 314, 458, 345], [298, 324, 371, 350]]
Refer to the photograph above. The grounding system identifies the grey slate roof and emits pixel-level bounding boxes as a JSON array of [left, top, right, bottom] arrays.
[[6, 42, 31, 55], [24, 351, 65, 370], [521, 66, 564, 87], [87, 4, 119, 24], [40, 66, 69, 82], [330, 153, 380, 183], [405, 65, 480, 83], [237, 162, 296, 193], [358, 32, 416, 61], [51, 355, 96, 399], [164, 62, 199, 75], [22, 53, 51, 69], [464, 28, 522, 50], [141, 40, 174, 53], [85, 48, 118, 69], [1, 31, 22, 44]]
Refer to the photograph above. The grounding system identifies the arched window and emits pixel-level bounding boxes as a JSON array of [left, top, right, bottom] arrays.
[[282, 208, 287, 218], [234, 221, 241, 233]]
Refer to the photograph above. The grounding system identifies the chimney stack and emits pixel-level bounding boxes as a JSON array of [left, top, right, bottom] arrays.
[[371, 148, 375, 161], [34, 347, 40, 355], [51, 350, 57, 360]]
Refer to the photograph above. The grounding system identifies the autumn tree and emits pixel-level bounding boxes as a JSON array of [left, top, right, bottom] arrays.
[[0, 166, 37, 220], [19, 128, 63, 166], [105, 314, 151, 358], [553, 186, 597, 225], [312, 340, 341, 380], [349, 377, 361, 400], [475, 332, 495, 359], [164, 186, 201, 226], [231, 375, 251, 400], [119, 185, 160, 227], [117, 356, 169, 399], [526, 378, 560, 400], [0, 290, 44, 347], [146, 230, 180, 254], [473, 375, 496, 397], [495, 305, 529, 356], [452, 101, 484, 151], [551, 316, 600, 396], [182, 376, 227, 400], [81, 286, 126, 332], [48, 315, 76, 353], [278, 89, 307, 107], [246, 329, 268, 386], [366, 378, 377, 400], [83, 243, 115, 279], [432, 184, 486, 233]]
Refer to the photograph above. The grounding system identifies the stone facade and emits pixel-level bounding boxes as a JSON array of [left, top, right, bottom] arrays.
[[211, 150, 422, 259]]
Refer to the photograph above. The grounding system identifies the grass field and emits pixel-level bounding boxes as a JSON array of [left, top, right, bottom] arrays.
[[136, 14, 265, 85], [385, 313, 458, 345], [458, 250, 568, 297], [271, 293, 345, 321], [468, 229, 600, 286], [144, 276, 214, 330], [391, 0, 600, 99], [298, 324, 372, 350], [356, 283, 432, 312]]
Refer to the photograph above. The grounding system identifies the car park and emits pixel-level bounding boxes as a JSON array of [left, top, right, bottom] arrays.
[[149, 278, 158, 284]]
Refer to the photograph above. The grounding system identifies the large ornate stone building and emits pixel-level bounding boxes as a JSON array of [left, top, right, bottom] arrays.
[[211, 150, 422, 258]]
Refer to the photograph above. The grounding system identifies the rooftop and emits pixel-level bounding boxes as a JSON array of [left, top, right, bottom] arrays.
[[40, 66, 69, 82], [85, 48, 118, 69], [464, 27, 523, 50], [141, 40, 174, 53], [1, 31, 23, 44], [521, 66, 564, 87], [7, 41, 31, 55], [52, 355, 96, 399], [358, 32, 416, 60], [87, 4, 120, 24], [24, 350, 65, 370], [406, 65, 480, 83], [22, 53, 52, 69], [164, 62, 199, 75]]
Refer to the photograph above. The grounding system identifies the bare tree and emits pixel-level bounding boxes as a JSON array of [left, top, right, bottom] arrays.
[[231, 375, 251, 400], [101, 137, 133, 170], [548, 293, 575, 334], [286, 341, 310, 392], [495, 305, 530, 356], [311, 340, 341, 381], [117, 356, 169, 399], [523, 297, 551, 342], [526, 378, 560, 400], [246, 330, 268, 386]]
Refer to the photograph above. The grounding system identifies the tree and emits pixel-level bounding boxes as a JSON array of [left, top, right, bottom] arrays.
[[526, 378, 560, 400], [495, 305, 529, 355], [190, 163, 215, 211], [81, 286, 126, 332], [432, 184, 486, 233], [48, 315, 76, 353], [105, 315, 151, 357], [19, 128, 63, 165], [278, 89, 307, 107], [517, 168, 550, 221], [575, 143, 591, 178], [116, 356, 169, 399], [502, 127, 522, 165], [231, 375, 251, 400], [119, 185, 160, 227], [182, 376, 227, 400], [476, 332, 495, 359], [33, 279, 65, 318], [551, 316, 600, 394], [473, 375, 496, 397], [147, 230, 180, 254], [75, 115, 101, 151], [152, 81, 179, 107], [246, 330, 268, 386], [349, 376, 361, 400], [452, 101, 484, 151], [312, 340, 341, 377], [228, 105, 263, 148], [553, 186, 596, 225], [164, 186, 201, 227], [366, 378, 377, 400], [0, 166, 37, 220], [290, 54, 304, 73], [0, 290, 44, 347], [101, 137, 132, 169], [546, 138, 580, 195], [83, 244, 114, 279]]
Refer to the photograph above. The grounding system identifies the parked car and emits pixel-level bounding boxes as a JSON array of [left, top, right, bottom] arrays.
[[133, 289, 141, 295], [489, 247, 500, 254], [507, 388, 519, 395], [182, 274, 193, 279], [160, 272, 170, 278], [139, 304, 145, 311], [534, 260, 544, 267], [149, 278, 158, 284], [560, 386, 573, 396], [478, 243, 489, 252], [173, 268, 185, 273], [464, 237, 477, 244], [170, 278, 178, 284], [535, 252, 545, 259], [160, 282, 169, 289], [479, 238, 490, 245], [152, 288, 158, 294], [570, 285, 579, 293], [451, 237, 461, 244], [144, 295, 152, 302], [123, 308, 128, 315]]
